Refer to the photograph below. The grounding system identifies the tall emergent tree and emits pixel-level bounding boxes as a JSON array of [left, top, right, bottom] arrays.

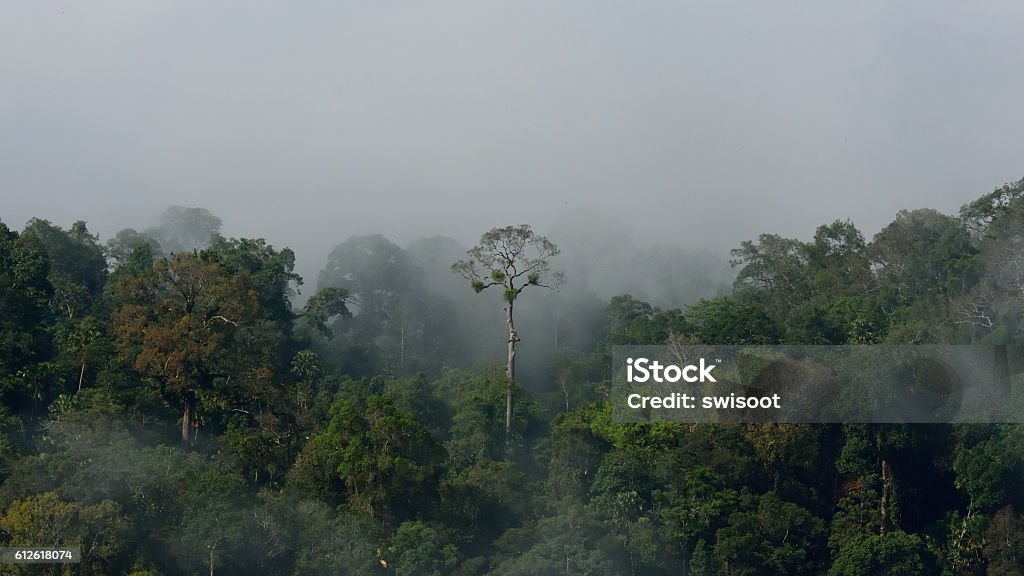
[[451, 225, 563, 436]]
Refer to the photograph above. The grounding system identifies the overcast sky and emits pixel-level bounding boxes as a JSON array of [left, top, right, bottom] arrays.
[[3, 1, 1023, 285]]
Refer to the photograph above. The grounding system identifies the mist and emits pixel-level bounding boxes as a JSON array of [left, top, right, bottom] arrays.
[[5, 1, 1024, 292]]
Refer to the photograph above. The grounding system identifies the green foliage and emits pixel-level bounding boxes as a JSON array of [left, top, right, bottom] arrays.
[[302, 287, 351, 338], [828, 531, 940, 576], [687, 294, 779, 344], [389, 521, 460, 575], [291, 505, 385, 575], [503, 287, 517, 303], [0, 220, 55, 413], [105, 228, 163, 270], [447, 373, 539, 467], [489, 501, 618, 575], [870, 208, 976, 302], [603, 294, 692, 345], [302, 395, 443, 526], [440, 459, 531, 545], [21, 219, 107, 323], [206, 236, 302, 326], [953, 425, 1024, 514], [712, 492, 827, 575], [959, 177, 1024, 235], [290, 349, 321, 382]]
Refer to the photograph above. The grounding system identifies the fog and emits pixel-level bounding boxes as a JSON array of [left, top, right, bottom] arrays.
[[4, 1, 1024, 294]]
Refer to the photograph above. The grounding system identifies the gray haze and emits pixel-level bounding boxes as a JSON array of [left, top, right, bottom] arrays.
[[3, 1, 1024, 290]]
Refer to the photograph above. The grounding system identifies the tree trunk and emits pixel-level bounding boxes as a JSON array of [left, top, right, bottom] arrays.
[[880, 459, 890, 536], [182, 389, 197, 447], [78, 359, 86, 392], [505, 301, 518, 438]]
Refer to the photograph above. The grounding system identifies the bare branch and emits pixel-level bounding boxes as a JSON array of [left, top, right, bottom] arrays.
[[207, 315, 239, 327]]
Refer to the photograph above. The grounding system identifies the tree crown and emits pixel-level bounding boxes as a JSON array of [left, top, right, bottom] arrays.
[[451, 225, 564, 302]]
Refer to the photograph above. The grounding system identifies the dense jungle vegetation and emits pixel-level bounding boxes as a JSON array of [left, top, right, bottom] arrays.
[[1, 179, 1024, 575]]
